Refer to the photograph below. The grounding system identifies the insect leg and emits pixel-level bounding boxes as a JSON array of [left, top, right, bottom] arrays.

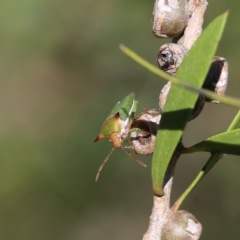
[[95, 148, 115, 181], [122, 147, 147, 167]]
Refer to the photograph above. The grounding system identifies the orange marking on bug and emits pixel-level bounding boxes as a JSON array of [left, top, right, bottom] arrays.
[[113, 113, 121, 132], [94, 134, 105, 142]]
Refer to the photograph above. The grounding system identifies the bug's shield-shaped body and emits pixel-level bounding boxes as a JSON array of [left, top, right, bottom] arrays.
[[94, 93, 148, 181], [94, 92, 137, 148]]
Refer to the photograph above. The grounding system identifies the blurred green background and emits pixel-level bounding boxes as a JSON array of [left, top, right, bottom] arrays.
[[0, 0, 240, 239]]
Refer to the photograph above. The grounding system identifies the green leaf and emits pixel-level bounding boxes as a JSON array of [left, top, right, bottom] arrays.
[[183, 129, 240, 155], [120, 47, 240, 108], [172, 109, 240, 211], [120, 17, 240, 109], [151, 12, 228, 195], [228, 110, 240, 130]]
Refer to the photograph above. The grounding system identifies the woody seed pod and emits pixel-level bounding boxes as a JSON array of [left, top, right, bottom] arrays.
[[162, 210, 202, 240], [152, 0, 190, 38], [157, 43, 188, 74], [159, 82, 205, 121], [131, 109, 161, 155], [203, 56, 228, 103]]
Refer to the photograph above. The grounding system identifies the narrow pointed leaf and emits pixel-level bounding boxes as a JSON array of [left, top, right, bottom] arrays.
[[183, 129, 240, 155], [151, 12, 228, 195], [173, 109, 240, 210]]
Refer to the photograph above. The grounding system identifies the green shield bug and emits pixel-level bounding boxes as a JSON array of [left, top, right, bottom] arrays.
[[94, 92, 146, 181]]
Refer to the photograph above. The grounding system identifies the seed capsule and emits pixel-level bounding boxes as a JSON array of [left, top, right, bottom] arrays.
[[131, 109, 161, 155], [162, 210, 202, 240], [152, 0, 190, 38], [159, 82, 205, 121], [203, 56, 228, 103], [157, 43, 187, 74]]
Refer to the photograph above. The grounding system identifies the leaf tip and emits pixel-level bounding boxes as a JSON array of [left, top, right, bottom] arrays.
[[225, 9, 230, 15], [119, 44, 125, 51]]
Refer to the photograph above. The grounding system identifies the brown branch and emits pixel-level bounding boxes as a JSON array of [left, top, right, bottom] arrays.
[[143, 178, 173, 240]]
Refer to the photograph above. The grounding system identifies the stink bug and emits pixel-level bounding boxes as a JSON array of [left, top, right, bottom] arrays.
[[94, 92, 146, 181]]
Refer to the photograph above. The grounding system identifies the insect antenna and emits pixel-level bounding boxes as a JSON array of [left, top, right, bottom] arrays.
[[95, 147, 115, 181], [121, 147, 147, 167]]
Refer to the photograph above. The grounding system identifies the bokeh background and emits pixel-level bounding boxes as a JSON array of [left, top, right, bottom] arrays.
[[0, 0, 240, 239]]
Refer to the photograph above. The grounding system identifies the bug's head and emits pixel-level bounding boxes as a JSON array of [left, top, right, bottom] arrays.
[[110, 132, 122, 148]]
